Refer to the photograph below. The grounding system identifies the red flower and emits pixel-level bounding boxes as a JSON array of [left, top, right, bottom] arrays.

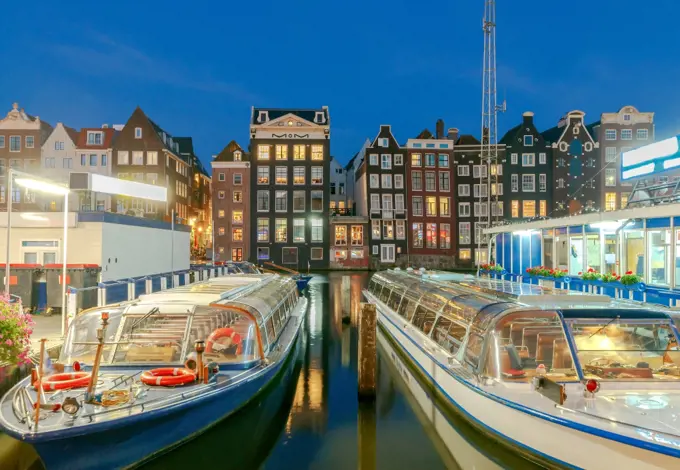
[[588, 268, 595, 273], [626, 271, 633, 275], [578, 272, 582, 275]]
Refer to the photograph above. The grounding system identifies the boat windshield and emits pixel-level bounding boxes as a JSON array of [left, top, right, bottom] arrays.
[[60, 307, 125, 364], [480, 311, 579, 383], [569, 319, 680, 381]]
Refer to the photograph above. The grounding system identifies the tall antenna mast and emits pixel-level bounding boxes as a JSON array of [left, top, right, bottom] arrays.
[[478, 0, 505, 266]]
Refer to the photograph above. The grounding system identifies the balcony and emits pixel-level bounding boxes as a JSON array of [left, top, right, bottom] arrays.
[[330, 207, 355, 216]]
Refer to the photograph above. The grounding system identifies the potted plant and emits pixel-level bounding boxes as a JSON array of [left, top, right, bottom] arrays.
[[619, 271, 645, 291], [0, 294, 34, 367], [580, 268, 602, 282], [479, 263, 504, 277]]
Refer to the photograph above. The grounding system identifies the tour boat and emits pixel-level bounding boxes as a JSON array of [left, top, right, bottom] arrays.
[[0, 274, 307, 470], [364, 269, 680, 470]]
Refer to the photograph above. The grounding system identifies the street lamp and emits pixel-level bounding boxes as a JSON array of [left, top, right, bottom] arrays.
[[4, 169, 70, 335]]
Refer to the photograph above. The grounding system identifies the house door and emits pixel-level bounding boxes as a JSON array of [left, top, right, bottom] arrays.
[[380, 244, 395, 263]]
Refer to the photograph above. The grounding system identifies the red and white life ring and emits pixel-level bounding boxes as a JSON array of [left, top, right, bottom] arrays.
[[206, 328, 242, 354], [36, 372, 91, 391], [140, 368, 196, 387]]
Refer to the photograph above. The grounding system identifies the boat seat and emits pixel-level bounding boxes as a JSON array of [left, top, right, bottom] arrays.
[[536, 333, 563, 369], [522, 328, 562, 357], [552, 340, 573, 369]]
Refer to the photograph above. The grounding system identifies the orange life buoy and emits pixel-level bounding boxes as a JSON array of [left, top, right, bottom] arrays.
[[36, 372, 91, 391], [140, 368, 196, 386], [206, 327, 242, 354]]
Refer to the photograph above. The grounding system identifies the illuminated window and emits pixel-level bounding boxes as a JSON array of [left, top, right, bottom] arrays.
[[459, 249, 471, 260], [257, 218, 269, 242], [258, 145, 270, 160], [275, 145, 288, 160], [440, 224, 451, 249], [411, 153, 422, 167], [218, 227, 225, 236], [233, 191, 242, 202], [426, 223, 437, 248], [232, 210, 243, 224], [275, 219, 287, 242], [351, 225, 363, 245], [539, 200, 547, 216], [293, 145, 305, 160], [335, 225, 347, 245], [293, 167, 305, 184], [233, 151, 242, 162], [231, 248, 243, 262], [311, 145, 323, 160], [425, 196, 437, 216], [511, 200, 519, 218], [257, 166, 269, 184], [621, 193, 629, 208], [439, 197, 450, 216], [232, 228, 243, 241], [605, 168, 616, 187], [412, 223, 423, 248], [522, 201, 536, 218], [218, 210, 225, 218], [372, 220, 381, 239], [605, 192, 617, 211], [275, 166, 287, 184], [311, 167, 323, 184]]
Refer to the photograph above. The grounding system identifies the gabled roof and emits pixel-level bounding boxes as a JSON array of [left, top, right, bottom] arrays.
[[213, 140, 249, 163], [456, 134, 481, 146], [251, 107, 329, 126], [499, 124, 521, 145], [369, 125, 400, 148], [176, 137, 210, 176], [144, 110, 180, 156], [75, 127, 117, 149], [416, 129, 434, 139]]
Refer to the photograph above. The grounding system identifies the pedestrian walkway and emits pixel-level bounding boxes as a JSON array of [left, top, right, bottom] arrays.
[[29, 315, 63, 354]]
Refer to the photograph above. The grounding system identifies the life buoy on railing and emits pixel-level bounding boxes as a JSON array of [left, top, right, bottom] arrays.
[[36, 372, 92, 391], [206, 328, 242, 354], [140, 368, 196, 387]]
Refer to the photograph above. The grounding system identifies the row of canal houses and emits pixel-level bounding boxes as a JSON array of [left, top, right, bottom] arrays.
[[0, 103, 213, 252], [208, 104, 655, 270]]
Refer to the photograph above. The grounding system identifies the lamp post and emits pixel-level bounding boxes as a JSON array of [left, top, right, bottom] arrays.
[[4, 169, 70, 335]]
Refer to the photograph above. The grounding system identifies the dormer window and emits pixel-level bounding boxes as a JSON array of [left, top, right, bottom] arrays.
[[234, 151, 242, 162], [135, 127, 142, 139], [87, 131, 103, 145], [623, 114, 631, 122], [257, 111, 269, 123], [523, 135, 533, 146], [378, 138, 389, 148], [314, 112, 325, 124]]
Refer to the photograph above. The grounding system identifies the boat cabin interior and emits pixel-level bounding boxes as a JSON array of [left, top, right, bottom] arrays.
[[368, 271, 680, 384], [60, 275, 300, 369]]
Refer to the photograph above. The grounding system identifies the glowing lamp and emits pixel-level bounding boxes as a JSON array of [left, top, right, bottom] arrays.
[[73, 361, 81, 372], [62, 397, 80, 415], [585, 379, 600, 393]]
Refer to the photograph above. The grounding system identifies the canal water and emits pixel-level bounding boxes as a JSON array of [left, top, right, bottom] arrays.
[[1, 272, 540, 469]]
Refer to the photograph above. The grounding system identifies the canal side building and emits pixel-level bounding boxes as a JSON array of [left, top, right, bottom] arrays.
[[597, 106, 654, 211], [0, 102, 53, 212], [73, 125, 118, 212], [40, 122, 80, 210], [405, 122, 457, 269], [212, 141, 250, 262], [499, 111, 552, 221], [112, 106, 192, 221], [248, 107, 331, 269], [355, 125, 407, 268], [541, 110, 599, 217]]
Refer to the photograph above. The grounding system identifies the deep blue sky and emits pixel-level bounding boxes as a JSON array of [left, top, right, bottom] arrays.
[[2, 1, 679, 169]]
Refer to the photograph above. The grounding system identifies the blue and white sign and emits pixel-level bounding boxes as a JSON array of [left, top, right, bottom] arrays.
[[621, 135, 680, 181]]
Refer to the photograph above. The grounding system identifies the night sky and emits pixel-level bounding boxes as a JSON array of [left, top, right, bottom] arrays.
[[2, 1, 679, 169]]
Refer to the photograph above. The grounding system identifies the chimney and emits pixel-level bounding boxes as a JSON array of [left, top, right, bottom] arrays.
[[522, 111, 534, 126], [112, 124, 124, 131], [102, 124, 109, 129], [435, 119, 444, 139], [447, 128, 459, 141]]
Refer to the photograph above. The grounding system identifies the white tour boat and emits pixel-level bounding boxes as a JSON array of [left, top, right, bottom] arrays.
[[364, 269, 680, 470]]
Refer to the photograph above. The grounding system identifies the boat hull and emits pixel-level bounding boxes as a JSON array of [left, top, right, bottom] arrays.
[[370, 292, 680, 470], [30, 326, 303, 470]]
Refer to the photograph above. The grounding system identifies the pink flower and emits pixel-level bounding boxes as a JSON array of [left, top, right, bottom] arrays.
[[5, 339, 13, 346]]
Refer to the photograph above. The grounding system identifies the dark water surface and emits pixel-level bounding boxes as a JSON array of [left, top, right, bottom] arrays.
[[1, 272, 533, 470]]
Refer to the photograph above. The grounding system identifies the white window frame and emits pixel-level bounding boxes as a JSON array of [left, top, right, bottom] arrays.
[[381, 174, 392, 189], [605, 147, 617, 162], [369, 154, 379, 166], [511, 174, 518, 192], [511, 153, 518, 164], [380, 244, 396, 263], [457, 165, 469, 176], [394, 154, 403, 165], [521, 153, 535, 167], [369, 174, 379, 189], [458, 184, 470, 197], [605, 129, 617, 140], [394, 174, 404, 189], [458, 222, 471, 245], [539, 174, 546, 192], [621, 129, 633, 141], [134, 127, 142, 139], [522, 174, 535, 192], [539, 153, 546, 164], [381, 154, 392, 169], [459, 202, 470, 217], [637, 128, 649, 140]]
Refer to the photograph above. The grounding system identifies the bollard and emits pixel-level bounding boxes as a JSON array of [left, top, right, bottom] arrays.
[[184, 272, 190, 285], [97, 283, 107, 307], [161, 276, 168, 291], [173, 274, 180, 288], [358, 303, 377, 400], [127, 280, 135, 301], [145, 277, 152, 295]]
